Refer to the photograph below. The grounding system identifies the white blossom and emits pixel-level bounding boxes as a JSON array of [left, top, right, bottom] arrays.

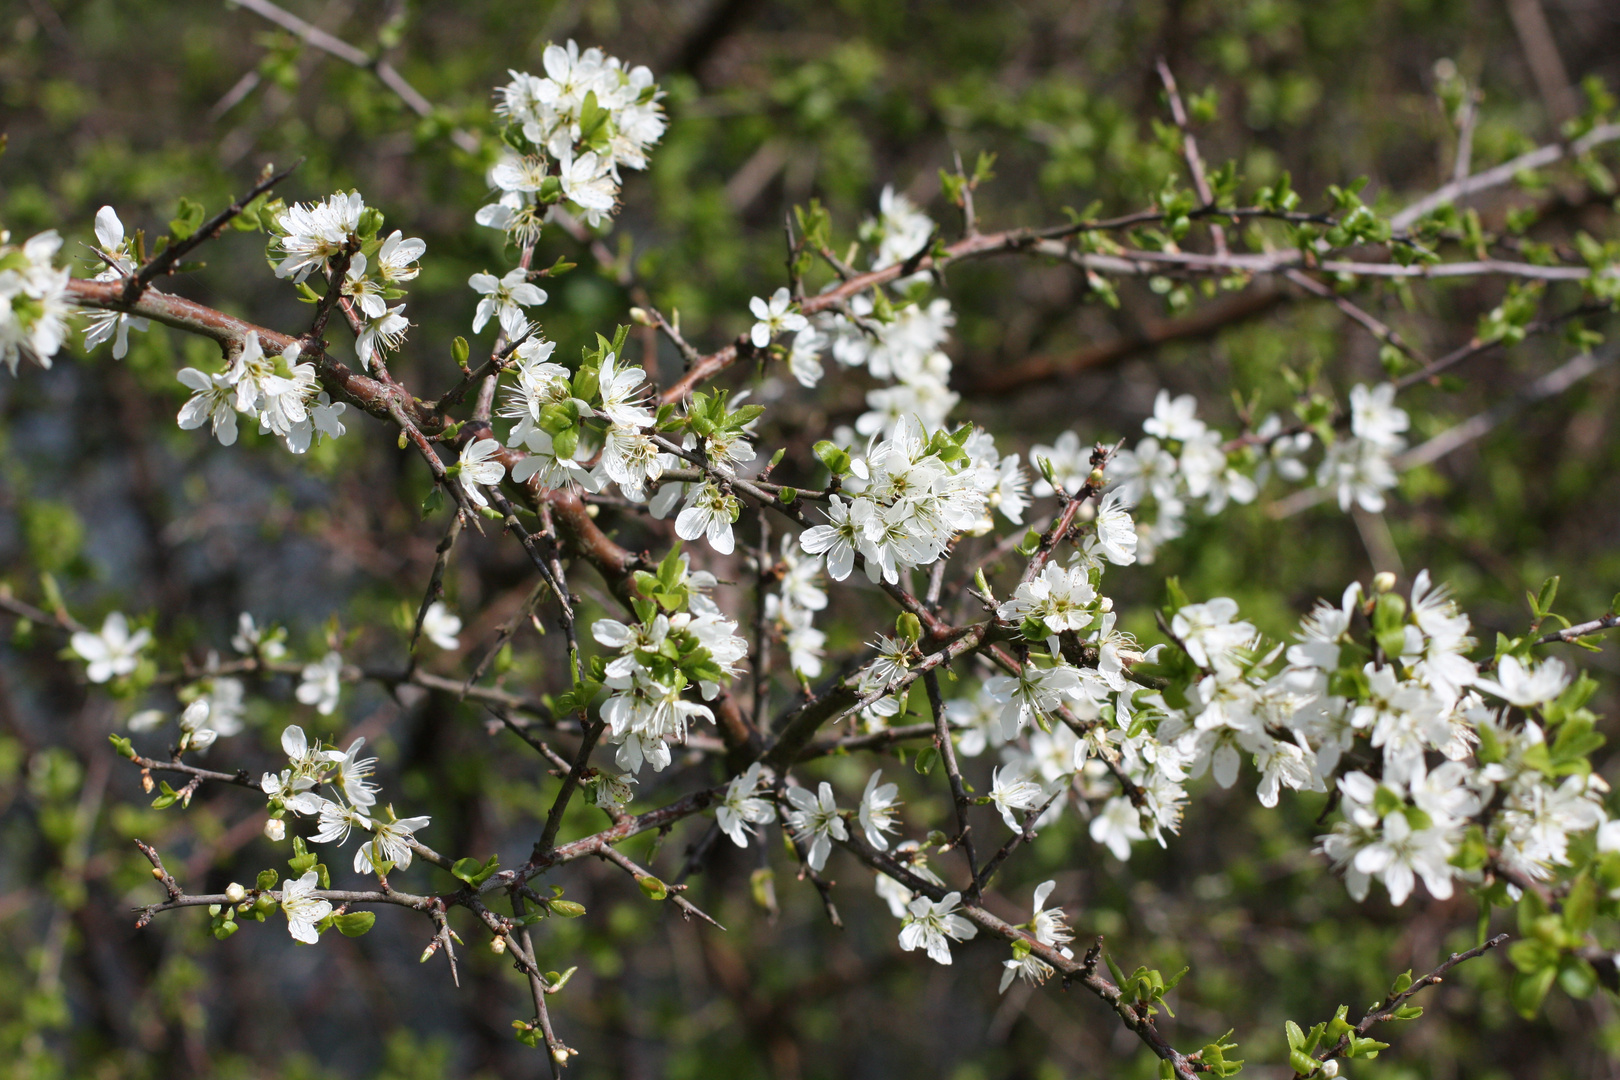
[[1475, 655, 1570, 709], [784, 781, 847, 871], [355, 813, 432, 873], [82, 207, 149, 358], [71, 612, 151, 683], [296, 651, 344, 715], [857, 770, 902, 849], [716, 763, 776, 848], [470, 266, 547, 336], [279, 870, 332, 944], [420, 602, 462, 650], [898, 891, 978, 965], [1090, 795, 1146, 860], [988, 766, 1047, 830], [749, 287, 808, 348], [457, 438, 507, 507]]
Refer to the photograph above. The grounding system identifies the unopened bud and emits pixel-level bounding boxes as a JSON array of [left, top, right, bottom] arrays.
[[628, 307, 652, 325], [491, 935, 508, 954], [1321, 1060, 1340, 1078], [150, 866, 165, 880], [1087, 468, 1106, 487], [264, 818, 287, 842], [224, 882, 247, 904], [1372, 571, 1397, 594], [1099, 596, 1113, 612], [551, 1048, 570, 1065]]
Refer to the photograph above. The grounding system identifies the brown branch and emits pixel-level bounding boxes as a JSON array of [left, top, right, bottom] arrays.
[[125, 159, 301, 303], [1305, 934, 1510, 1075], [1156, 58, 1227, 257]]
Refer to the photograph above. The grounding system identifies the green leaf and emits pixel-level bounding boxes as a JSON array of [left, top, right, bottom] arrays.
[[333, 911, 376, 936], [913, 745, 939, 776], [451, 854, 501, 887], [169, 196, 206, 240], [895, 612, 922, 646], [638, 876, 669, 901], [1511, 965, 1557, 1019], [256, 869, 279, 891], [813, 440, 850, 476], [547, 899, 586, 918]]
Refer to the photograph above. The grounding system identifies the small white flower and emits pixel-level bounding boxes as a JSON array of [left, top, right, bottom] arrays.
[[1142, 390, 1206, 442], [310, 796, 371, 847], [988, 766, 1047, 831], [296, 651, 344, 715], [355, 813, 432, 873], [715, 763, 776, 848], [272, 191, 364, 282], [1475, 655, 1571, 709], [857, 770, 902, 850], [334, 737, 380, 808], [355, 304, 409, 370], [373, 230, 425, 283], [232, 612, 286, 659], [1352, 811, 1456, 905], [898, 891, 978, 965], [784, 781, 847, 871], [279, 869, 333, 944], [71, 612, 151, 683], [457, 438, 507, 507], [749, 287, 808, 348], [175, 365, 241, 444], [799, 494, 872, 582], [674, 481, 741, 554], [82, 206, 149, 358], [1349, 382, 1409, 450], [1089, 796, 1146, 860], [420, 602, 462, 650], [591, 771, 638, 814], [787, 327, 826, 387], [469, 266, 548, 336], [557, 149, 618, 220]]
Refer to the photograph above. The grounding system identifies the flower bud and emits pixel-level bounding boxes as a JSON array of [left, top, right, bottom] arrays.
[[150, 866, 165, 880], [551, 1048, 570, 1065], [264, 818, 287, 842], [224, 882, 248, 904], [1321, 1060, 1339, 1078], [1373, 571, 1397, 594], [491, 935, 508, 954]]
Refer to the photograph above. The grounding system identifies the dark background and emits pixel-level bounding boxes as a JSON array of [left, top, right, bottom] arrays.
[[3, 0, 1620, 1077]]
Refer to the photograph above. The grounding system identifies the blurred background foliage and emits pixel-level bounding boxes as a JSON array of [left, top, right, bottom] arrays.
[[3, 0, 1620, 1077]]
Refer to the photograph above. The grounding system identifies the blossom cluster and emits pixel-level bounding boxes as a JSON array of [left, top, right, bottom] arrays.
[[968, 563, 1615, 910], [267, 190, 425, 371], [1039, 380, 1411, 565], [0, 225, 71, 374], [799, 416, 1021, 587], [498, 342, 671, 502], [763, 536, 828, 679], [260, 724, 431, 941], [782, 190, 960, 438], [82, 207, 149, 358], [176, 330, 347, 453], [590, 549, 749, 773], [482, 40, 667, 241]]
